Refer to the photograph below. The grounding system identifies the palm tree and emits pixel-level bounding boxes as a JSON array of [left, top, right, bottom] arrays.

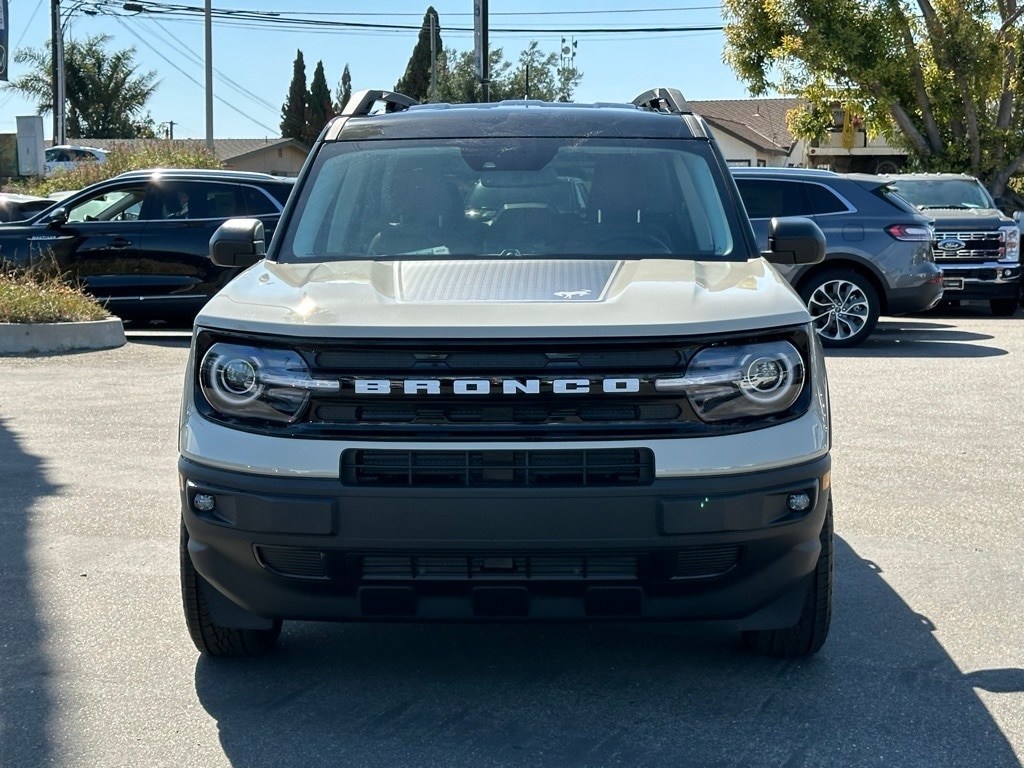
[[5, 34, 159, 138]]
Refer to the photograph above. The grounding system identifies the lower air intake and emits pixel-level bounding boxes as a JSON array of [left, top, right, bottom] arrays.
[[342, 448, 655, 487]]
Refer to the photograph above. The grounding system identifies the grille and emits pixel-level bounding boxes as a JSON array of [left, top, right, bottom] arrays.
[[674, 545, 741, 579], [256, 546, 328, 579], [255, 545, 743, 582], [932, 230, 1005, 262], [361, 554, 639, 581], [341, 448, 655, 487], [315, 403, 682, 425]]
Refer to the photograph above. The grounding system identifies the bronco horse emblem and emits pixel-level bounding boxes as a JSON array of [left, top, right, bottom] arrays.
[[554, 289, 592, 300]]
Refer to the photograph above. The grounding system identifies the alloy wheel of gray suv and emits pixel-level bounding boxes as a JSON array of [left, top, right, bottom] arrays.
[[800, 269, 880, 347]]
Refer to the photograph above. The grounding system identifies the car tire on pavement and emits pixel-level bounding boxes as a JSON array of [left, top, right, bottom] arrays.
[[180, 524, 282, 656], [800, 269, 880, 347], [990, 298, 1019, 317], [741, 500, 833, 656]]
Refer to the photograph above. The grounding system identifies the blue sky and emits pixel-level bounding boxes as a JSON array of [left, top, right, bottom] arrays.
[[0, 1, 759, 140]]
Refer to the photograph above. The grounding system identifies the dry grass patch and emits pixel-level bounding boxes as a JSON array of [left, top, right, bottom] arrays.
[[0, 266, 110, 324]]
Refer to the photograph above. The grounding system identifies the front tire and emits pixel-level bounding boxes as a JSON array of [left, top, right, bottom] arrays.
[[180, 523, 281, 657], [800, 269, 880, 347], [990, 297, 1019, 317], [742, 501, 833, 656]]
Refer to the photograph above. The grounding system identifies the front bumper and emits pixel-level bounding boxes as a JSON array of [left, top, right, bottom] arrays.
[[180, 454, 831, 628], [937, 262, 1021, 302]]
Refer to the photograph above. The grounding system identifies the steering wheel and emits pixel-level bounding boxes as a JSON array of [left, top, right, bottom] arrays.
[[593, 232, 673, 254]]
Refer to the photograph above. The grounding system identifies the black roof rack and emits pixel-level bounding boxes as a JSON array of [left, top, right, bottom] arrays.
[[342, 89, 418, 117], [631, 88, 691, 116]]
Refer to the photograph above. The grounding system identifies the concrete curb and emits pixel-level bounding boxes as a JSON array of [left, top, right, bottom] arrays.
[[0, 318, 127, 355]]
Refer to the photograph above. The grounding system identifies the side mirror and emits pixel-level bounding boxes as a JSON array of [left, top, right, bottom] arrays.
[[210, 218, 266, 268], [764, 217, 826, 266], [46, 207, 68, 229]]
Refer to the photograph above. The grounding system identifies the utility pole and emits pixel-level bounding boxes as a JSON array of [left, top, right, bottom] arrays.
[[50, 0, 66, 144], [473, 0, 489, 102], [167, 120, 175, 140], [204, 0, 213, 150]]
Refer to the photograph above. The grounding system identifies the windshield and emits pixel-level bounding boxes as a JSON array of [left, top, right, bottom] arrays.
[[891, 178, 995, 210], [278, 138, 738, 261]]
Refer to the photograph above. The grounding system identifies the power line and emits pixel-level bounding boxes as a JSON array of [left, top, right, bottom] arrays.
[[132, 14, 279, 113], [110, 13, 278, 135], [95, 1, 724, 34]]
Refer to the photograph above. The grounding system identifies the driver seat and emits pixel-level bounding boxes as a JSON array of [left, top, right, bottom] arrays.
[[587, 156, 679, 252]]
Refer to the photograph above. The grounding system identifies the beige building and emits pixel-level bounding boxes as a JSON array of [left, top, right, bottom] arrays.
[[690, 98, 907, 174], [50, 137, 309, 177]]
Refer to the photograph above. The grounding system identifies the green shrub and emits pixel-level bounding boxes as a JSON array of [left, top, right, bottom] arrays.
[[3, 141, 221, 197]]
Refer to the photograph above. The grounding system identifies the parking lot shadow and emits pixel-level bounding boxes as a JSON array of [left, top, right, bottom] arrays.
[[829, 318, 1007, 358], [193, 537, 1022, 768], [0, 418, 57, 765]]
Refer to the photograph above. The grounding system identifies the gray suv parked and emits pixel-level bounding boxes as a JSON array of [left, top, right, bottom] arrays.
[[733, 168, 943, 347]]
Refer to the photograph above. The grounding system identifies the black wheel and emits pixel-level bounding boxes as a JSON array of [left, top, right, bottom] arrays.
[[799, 269, 880, 347], [180, 524, 281, 657], [990, 298, 1019, 317], [742, 500, 833, 656]]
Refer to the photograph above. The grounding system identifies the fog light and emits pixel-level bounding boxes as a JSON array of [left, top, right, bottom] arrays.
[[193, 493, 216, 513], [787, 493, 812, 512]]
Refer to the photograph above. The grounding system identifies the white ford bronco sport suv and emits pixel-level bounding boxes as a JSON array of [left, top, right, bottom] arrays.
[[178, 88, 833, 657]]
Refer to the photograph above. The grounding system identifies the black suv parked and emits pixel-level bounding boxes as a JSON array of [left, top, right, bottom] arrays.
[[0, 169, 294, 320], [732, 167, 943, 347]]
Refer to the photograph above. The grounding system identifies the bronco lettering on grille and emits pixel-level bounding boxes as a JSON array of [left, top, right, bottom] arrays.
[[352, 378, 642, 395]]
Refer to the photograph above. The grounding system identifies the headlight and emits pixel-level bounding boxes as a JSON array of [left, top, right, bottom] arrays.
[[1000, 224, 1020, 262], [654, 341, 805, 422], [199, 343, 339, 424]]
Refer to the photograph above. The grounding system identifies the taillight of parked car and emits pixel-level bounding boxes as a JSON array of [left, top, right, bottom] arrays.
[[885, 224, 933, 241]]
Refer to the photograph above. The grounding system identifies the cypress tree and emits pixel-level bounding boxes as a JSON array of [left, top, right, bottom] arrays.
[[307, 60, 334, 143], [280, 50, 308, 141], [395, 7, 442, 102], [335, 63, 352, 114]]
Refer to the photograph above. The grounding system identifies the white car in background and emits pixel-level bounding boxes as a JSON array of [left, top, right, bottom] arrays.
[[44, 145, 108, 176]]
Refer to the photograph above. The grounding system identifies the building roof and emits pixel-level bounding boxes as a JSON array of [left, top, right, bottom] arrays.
[[49, 137, 308, 163], [689, 98, 802, 155]]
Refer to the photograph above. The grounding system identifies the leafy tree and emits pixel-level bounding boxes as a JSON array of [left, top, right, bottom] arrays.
[[335, 63, 352, 114], [434, 42, 582, 104], [307, 60, 334, 143], [4, 34, 158, 138], [722, 1, 1024, 196], [280, 50, 308, 141], [396, 7, 442, 101]]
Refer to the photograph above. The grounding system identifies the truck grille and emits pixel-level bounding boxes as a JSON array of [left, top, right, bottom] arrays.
[[341, 448, 655, 487], [932, 230, 1006, 262]]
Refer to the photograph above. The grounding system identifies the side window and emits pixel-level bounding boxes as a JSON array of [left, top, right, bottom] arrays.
[[66, 185, 148, 223], [735, 179, 812, 219], [806, 183, 850, 215], [204, 184, 246, 219], [263, 183, 294, 208], [155, 182, 241, 220], [242, 186, 281, 216]]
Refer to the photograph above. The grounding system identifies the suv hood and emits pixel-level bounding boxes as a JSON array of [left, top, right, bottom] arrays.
[[918, 207, 1010, 228], [198, 258, 810, 338]]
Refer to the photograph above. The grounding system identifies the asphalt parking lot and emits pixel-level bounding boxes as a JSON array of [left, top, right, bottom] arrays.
[[1, 305, 1023, 767]]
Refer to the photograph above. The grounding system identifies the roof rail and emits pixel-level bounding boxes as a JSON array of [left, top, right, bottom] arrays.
[[631, 88, 691, 115], [342, 89, 418, 117]]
